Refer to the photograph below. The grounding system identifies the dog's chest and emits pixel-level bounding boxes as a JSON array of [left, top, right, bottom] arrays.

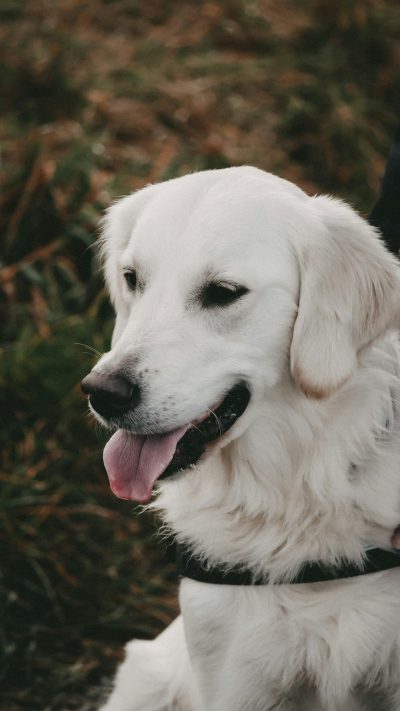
[[179, 575, 400, 711], [179, 579, 317, 710]]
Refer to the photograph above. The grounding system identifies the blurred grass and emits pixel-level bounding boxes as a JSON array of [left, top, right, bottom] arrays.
[[1, 0, 399, 708]]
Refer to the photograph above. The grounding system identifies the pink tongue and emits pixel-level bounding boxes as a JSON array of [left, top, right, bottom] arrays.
[[103, 426, 189, 503]]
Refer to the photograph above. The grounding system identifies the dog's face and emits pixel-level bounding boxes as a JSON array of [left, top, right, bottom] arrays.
[[82, 167, 400, 502]]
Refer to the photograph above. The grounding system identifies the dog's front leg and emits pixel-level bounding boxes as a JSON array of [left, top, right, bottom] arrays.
[[99, 615, 201, 711]]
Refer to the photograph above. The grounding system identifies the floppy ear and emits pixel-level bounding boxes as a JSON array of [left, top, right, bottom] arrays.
[[290, 195, 400, 399]]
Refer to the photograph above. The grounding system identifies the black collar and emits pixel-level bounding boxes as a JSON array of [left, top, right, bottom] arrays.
[[174, 542, 400, 585]]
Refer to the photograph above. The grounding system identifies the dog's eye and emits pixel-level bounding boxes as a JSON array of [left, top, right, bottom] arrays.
[[123, 270, 137, 291], [200, 282, 249, 308]]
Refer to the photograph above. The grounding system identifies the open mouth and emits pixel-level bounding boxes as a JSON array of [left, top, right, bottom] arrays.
[[160, 381, 251, 479], [103, 382, 250, 503]]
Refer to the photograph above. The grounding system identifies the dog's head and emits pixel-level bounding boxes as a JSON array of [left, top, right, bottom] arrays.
[[82, 167, 400, 502]]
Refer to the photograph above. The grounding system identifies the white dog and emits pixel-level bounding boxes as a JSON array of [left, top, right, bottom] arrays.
[[82, 167, 400, 711]]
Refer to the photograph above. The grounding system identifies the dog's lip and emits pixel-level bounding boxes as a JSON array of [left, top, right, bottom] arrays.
[[189, 397, 224, 429]]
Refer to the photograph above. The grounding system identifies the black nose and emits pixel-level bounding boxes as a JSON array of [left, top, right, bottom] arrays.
[[81, 372, 140, 419]]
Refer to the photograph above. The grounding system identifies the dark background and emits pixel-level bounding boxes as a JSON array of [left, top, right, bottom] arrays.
[[1, 1, 399, 708]]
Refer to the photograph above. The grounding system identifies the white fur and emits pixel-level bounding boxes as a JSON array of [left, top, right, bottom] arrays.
[[96, 167, 400, 710]]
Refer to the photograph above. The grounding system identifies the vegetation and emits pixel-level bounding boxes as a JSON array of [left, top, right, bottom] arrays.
[[1, 0, 399, 708]]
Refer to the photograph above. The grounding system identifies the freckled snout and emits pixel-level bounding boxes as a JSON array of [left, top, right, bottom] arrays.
[[81, 371, 141, 419]]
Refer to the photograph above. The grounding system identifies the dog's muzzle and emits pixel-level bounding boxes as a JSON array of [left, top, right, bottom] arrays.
[[83, 378, 251, 503]]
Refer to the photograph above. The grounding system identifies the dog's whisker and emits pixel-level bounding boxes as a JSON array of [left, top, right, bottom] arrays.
[[207, 408, 223, 437], [74, 342, 103, 358], [189, 422, 203, 435]]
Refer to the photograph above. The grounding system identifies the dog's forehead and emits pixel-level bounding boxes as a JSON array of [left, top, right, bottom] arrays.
[[122, 168, 308, 276]]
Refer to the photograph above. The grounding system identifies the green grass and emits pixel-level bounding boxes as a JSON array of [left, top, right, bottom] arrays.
[[1, 0, 399, 707]]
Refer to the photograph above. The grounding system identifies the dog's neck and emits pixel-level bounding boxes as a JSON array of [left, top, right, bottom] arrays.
[[152, 334, 400, 582]]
